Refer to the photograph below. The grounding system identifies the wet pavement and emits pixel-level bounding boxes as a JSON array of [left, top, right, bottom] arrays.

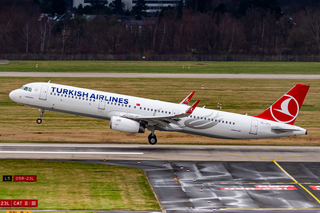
[[64, 160, 320, 212]]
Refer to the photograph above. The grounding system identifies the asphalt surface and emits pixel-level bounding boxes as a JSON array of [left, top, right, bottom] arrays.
[[1, 72, 320, 79], [2, 144, 320, 212]]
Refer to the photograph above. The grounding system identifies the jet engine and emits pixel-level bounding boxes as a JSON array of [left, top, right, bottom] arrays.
[[110, 116, 145, 133]]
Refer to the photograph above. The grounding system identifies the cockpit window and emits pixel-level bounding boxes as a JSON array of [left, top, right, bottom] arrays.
[[20, 86, 32, 92]]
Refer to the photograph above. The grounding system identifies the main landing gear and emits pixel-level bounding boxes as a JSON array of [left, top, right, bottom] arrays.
[[36, 110, 45, 124], [148, 133, 157, 145], [147, 126, 157, 145]]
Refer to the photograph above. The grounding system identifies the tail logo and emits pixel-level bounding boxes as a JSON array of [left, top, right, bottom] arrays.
[[270, 95, 299, 123]]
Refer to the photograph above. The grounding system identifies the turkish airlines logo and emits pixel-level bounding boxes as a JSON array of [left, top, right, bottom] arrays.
[[270, 95, 299, 123]]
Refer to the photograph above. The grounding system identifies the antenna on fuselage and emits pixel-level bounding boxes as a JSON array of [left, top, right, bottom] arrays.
[[48, 80, 51, 83]]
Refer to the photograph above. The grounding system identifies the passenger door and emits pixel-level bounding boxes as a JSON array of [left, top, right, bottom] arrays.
[[39, 86, 48, 100], [249, 119, 258, 135]]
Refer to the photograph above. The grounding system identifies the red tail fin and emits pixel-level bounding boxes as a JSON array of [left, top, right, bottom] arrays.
[[254, 84, 310, 125]]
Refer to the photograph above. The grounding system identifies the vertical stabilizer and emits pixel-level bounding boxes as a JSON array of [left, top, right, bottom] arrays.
[[254, 84, 310, 125]]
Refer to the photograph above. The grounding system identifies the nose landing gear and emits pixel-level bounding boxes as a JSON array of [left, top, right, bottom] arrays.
[[36, 110, 45, 124]]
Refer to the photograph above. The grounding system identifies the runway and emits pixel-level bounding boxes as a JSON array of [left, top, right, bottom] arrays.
[[1, 72, 320, 79], [1, 143, 320, 162], [2, 144, 320, 212]]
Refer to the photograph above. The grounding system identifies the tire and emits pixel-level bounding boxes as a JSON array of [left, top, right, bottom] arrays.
[[148, 133, 157, 145]]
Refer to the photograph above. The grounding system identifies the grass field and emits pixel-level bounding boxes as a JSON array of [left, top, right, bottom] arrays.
[[1, 77, 319, 146], [1, 61, 320, 74], [0, 160, 159, 210]]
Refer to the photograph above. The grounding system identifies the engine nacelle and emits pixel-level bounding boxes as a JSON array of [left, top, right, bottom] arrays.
[[110, 116, 145, 133]]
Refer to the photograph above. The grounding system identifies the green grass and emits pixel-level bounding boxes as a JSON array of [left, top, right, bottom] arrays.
[[0, 160, 160, 210], [0, 77, 319, 145], [1, 61, 320, 74]]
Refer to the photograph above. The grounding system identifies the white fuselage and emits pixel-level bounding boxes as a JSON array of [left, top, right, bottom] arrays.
[[9, 82, 307, 140]]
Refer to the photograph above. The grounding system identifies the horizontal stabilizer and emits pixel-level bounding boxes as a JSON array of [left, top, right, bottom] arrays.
[[271, 126, 301, 132]]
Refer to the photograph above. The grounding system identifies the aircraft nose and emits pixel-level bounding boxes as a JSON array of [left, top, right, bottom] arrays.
[[9, 90, 16, 101]]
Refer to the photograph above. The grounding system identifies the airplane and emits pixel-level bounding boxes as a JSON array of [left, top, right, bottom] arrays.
[[9, 82, 309, 145]]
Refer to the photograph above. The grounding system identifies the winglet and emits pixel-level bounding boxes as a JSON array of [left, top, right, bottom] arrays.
[[180, 91, 195, 105], [186, 100, 200, 114]]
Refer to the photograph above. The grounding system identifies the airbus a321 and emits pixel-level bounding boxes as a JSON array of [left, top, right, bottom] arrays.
[[9, 83, 309, 145]]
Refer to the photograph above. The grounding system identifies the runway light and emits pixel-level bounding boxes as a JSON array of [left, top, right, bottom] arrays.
[[163, 163, 166, 167], [200, 188, 203, 192], [193, 178, 196, 182], [187, 169, 190, 172], [213, 207, 216, 211], [137, 161, 140, 164], [208, 200, 211, 203], [103, 159, 106, 161], [180, 166, 183, 169]]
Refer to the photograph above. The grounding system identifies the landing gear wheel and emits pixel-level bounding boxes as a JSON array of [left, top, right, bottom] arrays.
[[148, 133, 157, 145], [36, 118, 42, 124]]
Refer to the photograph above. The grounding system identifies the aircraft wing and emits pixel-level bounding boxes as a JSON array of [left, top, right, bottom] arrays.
[[179, 91, 195, 104], [122, 100, 200, 126]]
